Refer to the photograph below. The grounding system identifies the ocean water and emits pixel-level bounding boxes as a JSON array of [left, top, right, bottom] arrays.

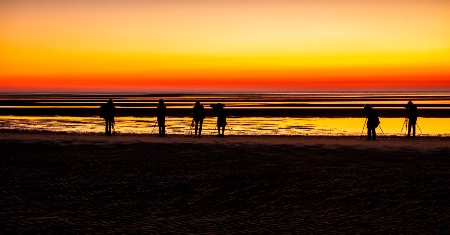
[[1, 92, 449, 136]]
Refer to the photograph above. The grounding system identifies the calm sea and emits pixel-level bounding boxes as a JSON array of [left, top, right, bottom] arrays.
[[1, 92, 449, 136]]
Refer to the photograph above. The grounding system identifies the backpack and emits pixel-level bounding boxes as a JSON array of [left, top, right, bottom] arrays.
[[211, 103, 225, 117], [375, 116, 380, 127], [373, 111, 380, 127]]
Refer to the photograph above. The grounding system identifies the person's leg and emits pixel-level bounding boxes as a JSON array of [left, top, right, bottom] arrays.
[[162, 120, 165, 136], [199, 120, 203, 136], [407, 120, 412, 137], [217, 120, 220, 135], [158, 120, 165, 136], [105, 119, 109, 135], [109, 120, 113, 135], [367, 125, 371, 140], [372, 128, 376, 140], [195, 120, 199, 136], [413, 123, 416, 137], [158, 120, 161, 135]]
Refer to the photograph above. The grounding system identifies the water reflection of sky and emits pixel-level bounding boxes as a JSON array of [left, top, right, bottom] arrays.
[[1, 93, 449, 135], [3, 92, 450, 107], [1, 116, 449, 137]]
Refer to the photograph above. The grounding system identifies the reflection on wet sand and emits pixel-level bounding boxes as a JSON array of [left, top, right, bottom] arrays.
[[1, 116, 449, 137], [1, 92, 450, 117], [1, 92, 449, 136]]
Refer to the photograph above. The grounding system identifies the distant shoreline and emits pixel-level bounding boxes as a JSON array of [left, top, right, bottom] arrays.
[[2, 107, 450, 118]]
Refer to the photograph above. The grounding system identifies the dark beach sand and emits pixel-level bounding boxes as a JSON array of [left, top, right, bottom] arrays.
[[1, 132, 450, 233]]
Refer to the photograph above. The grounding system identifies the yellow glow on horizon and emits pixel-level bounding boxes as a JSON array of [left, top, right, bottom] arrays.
[[1, 1, 450, 91]]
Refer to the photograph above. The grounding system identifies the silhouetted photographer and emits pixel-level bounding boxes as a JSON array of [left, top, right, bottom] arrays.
[[362, 104, 380, 140], [100, 99, 115, 136], [405, 101, 418, 137], [156, 99, 167, 137], [210, 103, 226, 136], [193, 101, 205, 137]]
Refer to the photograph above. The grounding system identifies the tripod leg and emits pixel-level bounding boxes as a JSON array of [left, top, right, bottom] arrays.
[[379, 126, 385, 137], [150, 120, 157, 135], [359, 119, 367, 139], [400, 118, 407, 135], [187, 119, 193, 136], [226, 123, 232, 134], [417, 123, 423, 134]]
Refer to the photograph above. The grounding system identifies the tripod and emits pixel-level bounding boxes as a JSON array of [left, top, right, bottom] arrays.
[[150, 120, 158, 135], [187, 119, 194, 136], [378, 125, 387, 139], [360, 118, 386, 139], [403, 118, 423, 136], [417, 122, 423, 134], [359, 118, 367, 139], [400, 117, 408, 135], [112, 121, 116, 136], [226, 123, 232, 134]]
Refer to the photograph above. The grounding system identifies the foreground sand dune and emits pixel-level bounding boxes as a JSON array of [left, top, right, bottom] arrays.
[[1, 132, 449, 233]]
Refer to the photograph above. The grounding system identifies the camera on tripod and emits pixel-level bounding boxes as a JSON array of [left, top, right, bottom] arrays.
[[210, 103, 225, 116], [405, 101, 414, 110]]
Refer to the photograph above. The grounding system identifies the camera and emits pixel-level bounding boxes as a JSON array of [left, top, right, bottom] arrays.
[[406, 101, 413, 109], [210, 103, 225, 108], [210, 103, 225, 116]]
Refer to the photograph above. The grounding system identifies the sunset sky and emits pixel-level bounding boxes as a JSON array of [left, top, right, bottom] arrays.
[[1, 0, 450, 92]]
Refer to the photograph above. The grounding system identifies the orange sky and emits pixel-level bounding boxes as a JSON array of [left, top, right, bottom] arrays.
[[1, 0, 450, 92]]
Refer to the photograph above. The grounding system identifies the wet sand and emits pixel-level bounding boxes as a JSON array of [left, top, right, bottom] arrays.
[[1, 132, 450, 233], [2, 93, 450, 117]]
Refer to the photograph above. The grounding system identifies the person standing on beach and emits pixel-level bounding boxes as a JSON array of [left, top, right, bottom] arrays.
[[193, 101, 205, 137], [211, 103, 226, 136], [405, 101, 418, 137], [362, 104, 380, 140], [156, 99, 167, 137], [100, 99, 116, 136]]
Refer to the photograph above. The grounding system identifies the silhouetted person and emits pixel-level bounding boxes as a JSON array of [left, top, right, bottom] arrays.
[[211, 103, 226, 136], [100, 99, 115, 136], [362, 104, 380, 140], [406, 101, 418, 137], [193, 101, 205, 137], [156, 99, 166, 137]]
